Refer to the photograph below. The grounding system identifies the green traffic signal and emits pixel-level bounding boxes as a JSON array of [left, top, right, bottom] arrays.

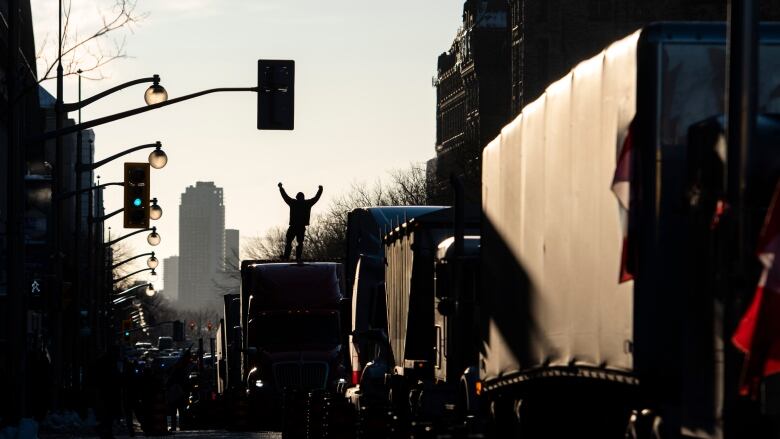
[[124, 162, 151, 229]]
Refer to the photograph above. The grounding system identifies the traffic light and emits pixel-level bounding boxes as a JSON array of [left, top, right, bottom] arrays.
[[122, 318, 133, 340], [173, 320, 184, 342], [257, 59, 294, 130], [123, 162, 150, 229]]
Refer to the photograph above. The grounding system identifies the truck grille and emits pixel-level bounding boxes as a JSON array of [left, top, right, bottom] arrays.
[[272, 361, 329, 390]]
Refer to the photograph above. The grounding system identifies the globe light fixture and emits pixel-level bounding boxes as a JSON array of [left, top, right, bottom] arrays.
[[148, 143, 168, 169], [150, 198, 163, 220], [147, 253, 159, 269], [144, 75, 168, 106], [147, 228, 161, 246], [146, 284, 156, 297]]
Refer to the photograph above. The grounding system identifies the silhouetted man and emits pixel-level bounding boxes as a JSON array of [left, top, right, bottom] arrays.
[[278, 182, 323, 262]]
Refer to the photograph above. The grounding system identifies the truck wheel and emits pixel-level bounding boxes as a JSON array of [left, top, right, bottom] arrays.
[[625, 409, 664, 439], [488, 397, 521, 438]]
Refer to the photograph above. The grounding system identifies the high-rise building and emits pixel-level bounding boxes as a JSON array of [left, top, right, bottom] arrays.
[[163, 255, 179, 302], [178, 182, 225, 310]]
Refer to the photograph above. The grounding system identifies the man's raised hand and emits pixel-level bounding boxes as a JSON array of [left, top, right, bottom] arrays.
[[278, 182, 283, 188]]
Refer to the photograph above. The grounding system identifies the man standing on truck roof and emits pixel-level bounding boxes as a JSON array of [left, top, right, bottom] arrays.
[[278, 182, 323, 263]]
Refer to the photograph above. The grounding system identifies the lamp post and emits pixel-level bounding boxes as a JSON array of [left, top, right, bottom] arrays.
[[51, 63, 167, 397], [103, 226, 161, 248], [111, 252, 159, 271], [112, 283, 155, 304], [113, 268, 157, 285]]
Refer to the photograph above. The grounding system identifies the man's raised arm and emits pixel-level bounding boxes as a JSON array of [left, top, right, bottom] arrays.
[[309, 185, 323, 205], [278, 182, 293, 205]]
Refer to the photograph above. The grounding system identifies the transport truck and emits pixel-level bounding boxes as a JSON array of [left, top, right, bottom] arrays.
[[480, 22, 780, 438], [240, 261, 351, 435], [381, 207, 479, 432], [343, 207, 444, 407]]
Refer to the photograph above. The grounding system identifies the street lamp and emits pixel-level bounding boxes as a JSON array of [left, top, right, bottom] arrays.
[[148, 146, 168, 169], [113, 267, 157, 284], [149, 198, 163, 220], [147, 230, 161, 246], [104, 226, 161, 248], [144, 76, 169, 106], [112, 283, 154, 302], [77, 141, 169, 172], [111, 251, 158, 271]]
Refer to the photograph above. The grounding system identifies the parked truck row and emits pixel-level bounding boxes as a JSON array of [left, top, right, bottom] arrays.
[[209, 22, 780, 439]]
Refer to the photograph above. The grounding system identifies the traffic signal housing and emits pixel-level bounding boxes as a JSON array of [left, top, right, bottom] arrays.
[[122, 318, 133, 340], [124, 162, 150, 229], [257, 59, 294, 130]]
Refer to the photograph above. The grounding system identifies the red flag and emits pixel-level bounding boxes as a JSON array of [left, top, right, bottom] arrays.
[[732, 181, 780, 397], [611, 122, 634, 283]]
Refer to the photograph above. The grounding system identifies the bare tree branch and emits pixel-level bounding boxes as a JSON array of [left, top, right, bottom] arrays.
[[36, 0, 148, 83]]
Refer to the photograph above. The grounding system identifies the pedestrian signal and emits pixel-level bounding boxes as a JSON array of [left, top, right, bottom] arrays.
[[123, 162, 150, 229]]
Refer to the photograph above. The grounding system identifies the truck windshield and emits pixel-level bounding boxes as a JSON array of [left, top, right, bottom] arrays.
[[251, 312, 340, 350]]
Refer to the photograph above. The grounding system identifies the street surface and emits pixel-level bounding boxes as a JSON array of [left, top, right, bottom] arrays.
[[40, 431, 281, 439]]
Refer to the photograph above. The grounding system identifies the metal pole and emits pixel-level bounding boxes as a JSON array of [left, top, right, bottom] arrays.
[[74, 70, 84, 393], [87, 184, 96, 354], [726, 0, 758, 274], [725, 0, 758, 435], [7, 0, 27, 421], [54, 0, 68, 393]]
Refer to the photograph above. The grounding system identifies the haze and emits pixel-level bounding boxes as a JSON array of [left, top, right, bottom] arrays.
[[32, 0, 463, 289]]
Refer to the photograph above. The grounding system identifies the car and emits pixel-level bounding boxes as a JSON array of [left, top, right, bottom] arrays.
[[157, 336, 174, 350]]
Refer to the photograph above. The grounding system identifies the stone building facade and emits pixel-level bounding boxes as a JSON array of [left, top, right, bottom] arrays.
[[431, 0, 780, 204], [430, 0, 510, 205]]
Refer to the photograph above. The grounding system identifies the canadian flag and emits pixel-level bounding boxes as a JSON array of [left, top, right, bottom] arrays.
[[611, 122, 634, 283], [732, 181, 780, 397]]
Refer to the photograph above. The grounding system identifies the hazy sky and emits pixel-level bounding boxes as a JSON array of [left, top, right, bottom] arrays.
[[32, 0, 464, 290]]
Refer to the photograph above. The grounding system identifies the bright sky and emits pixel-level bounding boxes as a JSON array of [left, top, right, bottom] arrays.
[[32, 0, 463, 290]]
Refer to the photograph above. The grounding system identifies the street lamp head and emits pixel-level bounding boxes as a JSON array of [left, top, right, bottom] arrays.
[[147, 255, 159, 269], [148, 143, 168, 169], [146, 284, 156, 297], [147, 228, 161, 246], [150, 198, 163, 220], [144, 76, 168, 105]]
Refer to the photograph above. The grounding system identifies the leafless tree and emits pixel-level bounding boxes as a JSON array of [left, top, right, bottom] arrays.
[[36, 0, 148, 83], [213, 247, 241, 296]]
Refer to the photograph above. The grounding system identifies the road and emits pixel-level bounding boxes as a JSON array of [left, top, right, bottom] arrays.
[[40, 431, 281, 439]]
